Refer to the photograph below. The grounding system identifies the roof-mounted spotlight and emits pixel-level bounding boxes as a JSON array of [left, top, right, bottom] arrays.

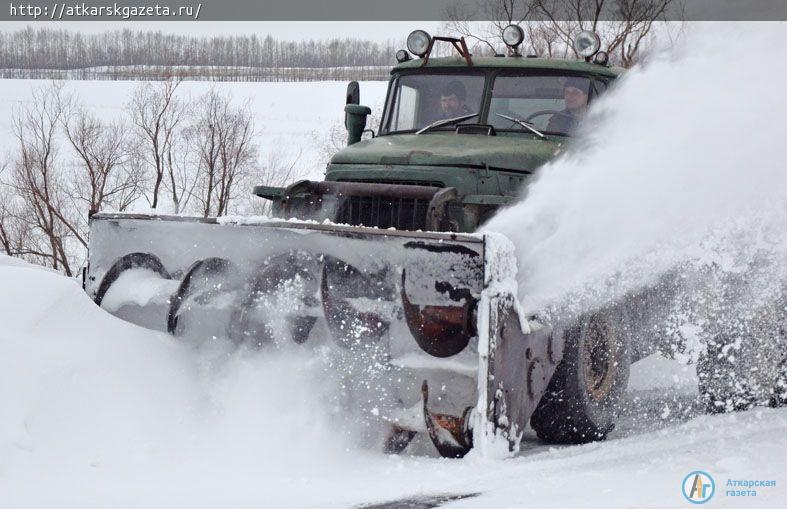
[[574, 30, 601, 60], [407, 30, 432, 58], [396, 49, 412, 63], [593, 50, 609, 66], [502, 24, 525, 55]]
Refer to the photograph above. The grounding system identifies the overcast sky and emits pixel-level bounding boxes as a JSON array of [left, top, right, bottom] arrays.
[[0, 21, 444, 42]]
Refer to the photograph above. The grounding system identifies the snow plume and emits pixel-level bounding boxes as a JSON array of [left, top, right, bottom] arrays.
[[485, 24, 787, 406], [486, 23, 787, 337]]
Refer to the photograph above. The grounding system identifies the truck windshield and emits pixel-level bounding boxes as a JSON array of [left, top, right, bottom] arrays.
[[384, 73, 485, 133], [489, 75, 592, 136]]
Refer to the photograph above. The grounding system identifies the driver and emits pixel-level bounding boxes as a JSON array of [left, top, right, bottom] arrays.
[[439, 80, 472, 119], [546, 77, 589, 133]]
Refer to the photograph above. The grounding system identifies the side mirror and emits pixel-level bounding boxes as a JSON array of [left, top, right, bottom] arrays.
[[346, 81, 360, 105], [345, 104, 371, 145]]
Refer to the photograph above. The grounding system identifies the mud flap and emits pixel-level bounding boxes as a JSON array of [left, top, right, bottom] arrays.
[[474, 294, 564, 457]]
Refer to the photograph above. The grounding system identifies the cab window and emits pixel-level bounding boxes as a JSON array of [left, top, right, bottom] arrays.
[[384, 73, 485, 133], [488, 75, 591, 135]]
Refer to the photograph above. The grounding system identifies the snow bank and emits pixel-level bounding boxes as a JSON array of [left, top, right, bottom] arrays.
[[0, 254, 52, 270], [0, 263, 362, 507], [0, 254, 28, 268]]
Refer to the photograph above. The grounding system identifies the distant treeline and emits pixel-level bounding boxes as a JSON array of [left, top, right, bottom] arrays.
[[0, 65, 390, 82], [0, 27, 402, 81]]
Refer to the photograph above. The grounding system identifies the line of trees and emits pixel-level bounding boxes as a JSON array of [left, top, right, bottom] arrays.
[[0, 65, 391, 82], [0, 80, 304, 275], [0, 27, 400, 71]]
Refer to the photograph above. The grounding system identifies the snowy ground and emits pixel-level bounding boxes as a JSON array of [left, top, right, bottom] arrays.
[[1, 256, 785, 508]]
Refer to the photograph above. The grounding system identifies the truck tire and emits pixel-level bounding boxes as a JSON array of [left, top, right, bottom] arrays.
[[530, 314, 630, 444]]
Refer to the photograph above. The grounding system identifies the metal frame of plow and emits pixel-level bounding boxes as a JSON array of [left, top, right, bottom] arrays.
[[472, 241, 564, 458], [85, 213, 563, 459]]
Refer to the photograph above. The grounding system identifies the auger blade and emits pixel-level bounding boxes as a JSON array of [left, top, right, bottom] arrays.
[[85, 212, 562, 458]]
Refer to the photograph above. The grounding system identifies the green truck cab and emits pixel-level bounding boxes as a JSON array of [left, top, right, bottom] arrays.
[[255, 28, 621, 233]]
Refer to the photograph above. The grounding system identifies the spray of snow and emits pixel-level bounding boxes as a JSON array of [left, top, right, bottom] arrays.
[[485, 24, 787, 367]]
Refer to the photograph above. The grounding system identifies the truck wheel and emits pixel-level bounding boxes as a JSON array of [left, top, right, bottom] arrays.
[[530, 315, 630, 444]]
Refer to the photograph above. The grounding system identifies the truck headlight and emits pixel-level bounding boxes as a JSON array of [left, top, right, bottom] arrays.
[[396, 49, 412, 63], [574, 30, 601, 58], [407, 30, 431, 57], [502, 24, 525, 48], [593, 50, 609, 66]]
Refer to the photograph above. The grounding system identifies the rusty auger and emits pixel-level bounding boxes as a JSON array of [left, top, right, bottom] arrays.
[[421, 380, 474, 458], [401, 270, 476, 358]]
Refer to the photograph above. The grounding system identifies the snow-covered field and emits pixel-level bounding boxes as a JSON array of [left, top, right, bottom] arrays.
[[0, 79, 389, 182], [2, 23, 787, 508]]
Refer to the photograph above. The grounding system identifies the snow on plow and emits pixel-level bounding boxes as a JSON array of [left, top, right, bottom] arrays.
[[84, 212, 562, 458]]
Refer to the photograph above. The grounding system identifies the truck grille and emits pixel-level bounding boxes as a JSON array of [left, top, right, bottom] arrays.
[[336, 195, 430, 231], [338, 178, 444, 188]]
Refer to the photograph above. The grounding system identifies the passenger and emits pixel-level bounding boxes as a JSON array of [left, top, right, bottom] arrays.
[[439, 80, 472, 119], [546, 77, 589, 133]]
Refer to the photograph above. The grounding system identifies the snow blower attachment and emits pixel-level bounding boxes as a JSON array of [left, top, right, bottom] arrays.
[[82, 27, 634, 457], [85, 213, 563, 458]]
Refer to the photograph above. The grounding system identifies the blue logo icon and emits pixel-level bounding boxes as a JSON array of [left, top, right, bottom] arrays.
[[682, 471, 715, 504]]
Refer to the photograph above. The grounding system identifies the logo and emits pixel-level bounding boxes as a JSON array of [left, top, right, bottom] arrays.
[[682, 471, 715, 504]]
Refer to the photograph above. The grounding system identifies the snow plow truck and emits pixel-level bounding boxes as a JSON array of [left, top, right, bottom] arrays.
[[84, 27, 636, 458]]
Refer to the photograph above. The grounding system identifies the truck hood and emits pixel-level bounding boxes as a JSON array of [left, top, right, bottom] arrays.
[[330, 132, 563, 173]]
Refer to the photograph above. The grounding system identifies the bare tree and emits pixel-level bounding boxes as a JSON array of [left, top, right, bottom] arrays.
[[315, 101, 383, 166], [7, 82, 82, 274], [317, 121, 351, 165], [0, 201, 32, 260], [444, 0, 680, 66], [127, 79, 184, 209], [246, 149, 307, 217], [0, 162, 20, 257], [163, 130, 199, 215], [534, 0, 677, 66], [63, 103, 144, 215], [444, 0, 538, 55], [187, 90, 257, 217]]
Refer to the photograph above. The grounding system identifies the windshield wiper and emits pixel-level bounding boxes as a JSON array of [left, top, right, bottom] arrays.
[[494, 113, 546, 140], [416, 112, 478, 135]]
